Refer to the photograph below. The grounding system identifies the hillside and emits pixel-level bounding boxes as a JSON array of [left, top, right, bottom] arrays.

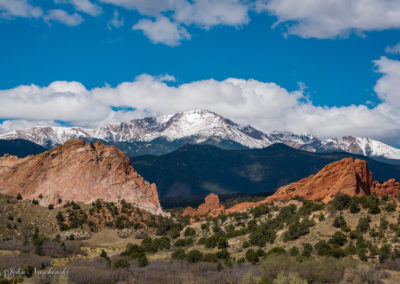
[[0, 139, 46, 158], [131, 143, 400, 201]]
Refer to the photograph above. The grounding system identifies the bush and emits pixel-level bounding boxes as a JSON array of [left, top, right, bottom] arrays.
[[16, 193, 22, 200], [333, 215, 346, 228], [174, 238, 193, 247], [283, 220, 312, 241], [121, 244, 145, 259], [249, 231, 267, 247], [32, 199, 39, 205], [48, 204, 54, 210], [349, 200, 360, 213], [172, 248, 186, 260], [302, 243, 313, 257], [357, 216, 371, 233], [216, 249, 230, 260], [332, 194, 351, 210], [138, 255, 148, 267], [329, 231, 347, 247], [267, 247, 286, 257], [170, 228, 180, 239], [113, 259, 130, 269], [186, 249, 203, 263], [217, 237, 229, 249], [385, 202, 396, 212], [245, 249, 259, 264], [202, 253, 218, 263], [184, 227, 196, 237], [315, 240, 331, 256]]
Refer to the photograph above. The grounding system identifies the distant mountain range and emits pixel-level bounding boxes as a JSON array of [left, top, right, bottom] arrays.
[[131, 143, 400, 201], [0, 139, 46, 158], [1, 109, 400, 162]]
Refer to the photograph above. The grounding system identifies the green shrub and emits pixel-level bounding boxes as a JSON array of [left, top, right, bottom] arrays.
[[138, 255, 148, 267], [329, 231, 347, 247], [333, 215, 346, 228], [245, 249, 259, 264], [267, 247, 286, 256], [216, 249, 230, 260], [315, 240, 331, 256], [283, 220, 312, 241], [112, 259, 130, 269], [385, 202, 396, 212], [357, 216, 371, 233], [172, 248, 186, 260], [186, 249, 203, 263], [184, 227, 196, 237], [202, 253, 218, 263], [332, 194, 351, 210], [290, 247, 300, 256], [16, 193, 22, 200], [349, 200, 360, 213], [302, 243, 313, 257]]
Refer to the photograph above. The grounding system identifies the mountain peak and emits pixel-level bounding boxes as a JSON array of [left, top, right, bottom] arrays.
[[0, 110, 399, 161]]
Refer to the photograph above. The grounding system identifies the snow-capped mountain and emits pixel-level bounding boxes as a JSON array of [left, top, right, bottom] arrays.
[[1, 109, 399, 161]]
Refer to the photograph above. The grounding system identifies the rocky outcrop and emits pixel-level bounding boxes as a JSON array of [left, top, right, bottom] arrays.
[[183, 193, 225, 218], [0, 139, 164, 215], [225, 158, 400, 214], [265, 158, 399, 203]]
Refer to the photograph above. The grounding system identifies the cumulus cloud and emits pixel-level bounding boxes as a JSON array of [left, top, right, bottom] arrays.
[[386, 43, 400, 54], [44, 9, 83, 26], [133, 16, 191, 46], [173, 0, 249, 28], [0, 0, 42, 18], [257, 0, 400, 38], [55, 0, 103, 16], [100, 0, 173, 16], [1, 58, 400, 145], [102, 0, 250, 44]]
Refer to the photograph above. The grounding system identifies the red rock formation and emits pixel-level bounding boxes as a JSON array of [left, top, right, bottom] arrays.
[[182, 193, 225, 217], [265, 158, 399, 203], [0, 139, 164, 215], [225, 158, 400, 213]]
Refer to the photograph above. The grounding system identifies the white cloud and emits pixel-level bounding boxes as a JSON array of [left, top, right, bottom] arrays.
[[55, 0, 103, 16], [386, 43, 400, 54], [100, 0, 173, 16], [257, 0, 400, 38], [44, 9, 83, 26], [0, 0, 42, 18], [103, 0, 250, 44], [0, 120, 61, 134], [173, 0, 249, 28], [132, 16, 191, 46], [1, 58, 400, 145], [107, 10, 124, 29]]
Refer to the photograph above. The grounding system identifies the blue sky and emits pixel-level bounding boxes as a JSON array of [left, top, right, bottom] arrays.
[[1, 0, 400, 147]]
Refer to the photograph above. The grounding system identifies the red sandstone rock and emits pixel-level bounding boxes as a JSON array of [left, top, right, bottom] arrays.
[[265, 158, 399, 203], [225, 158, 400, 214], [0, 139, 164, 215], [182, 193, 225, 217]]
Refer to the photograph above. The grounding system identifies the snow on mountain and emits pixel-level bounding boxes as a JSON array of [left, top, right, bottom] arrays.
[[322, 136, 400, 160], [1, 109, 399, 161]]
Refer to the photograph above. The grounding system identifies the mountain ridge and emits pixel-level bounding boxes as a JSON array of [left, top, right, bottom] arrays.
[[1, 109, 399, 161], [130, 143, 400, 200]]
